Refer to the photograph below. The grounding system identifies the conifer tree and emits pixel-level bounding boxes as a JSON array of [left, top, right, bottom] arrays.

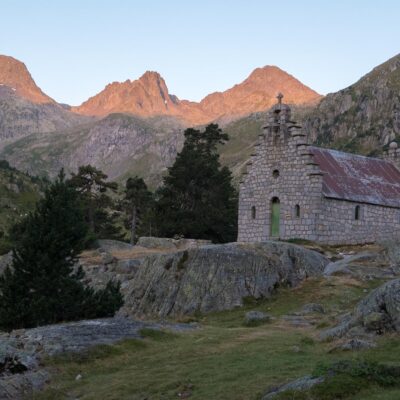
[[0, 170, 123, 331], [68, 165, 122, 239], [123, 176, 154, 244], [156, 124, 238, 242]]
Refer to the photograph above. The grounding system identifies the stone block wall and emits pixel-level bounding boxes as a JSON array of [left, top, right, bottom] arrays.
[[316, 198, 400, 245], [238, 121, 324, 242], [238, 106, 400, 245]]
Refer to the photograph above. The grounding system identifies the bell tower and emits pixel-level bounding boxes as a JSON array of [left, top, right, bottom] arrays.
[[263, 93, 299, 144]]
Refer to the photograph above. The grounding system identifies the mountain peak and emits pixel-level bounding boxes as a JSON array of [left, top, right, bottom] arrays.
[[73, 70, 179, 118], [139, 70, 163, 80], [73, 65, 321, 124], [0, 55, 54, 104]]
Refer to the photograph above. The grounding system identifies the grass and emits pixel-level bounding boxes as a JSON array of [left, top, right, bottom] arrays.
[[31, 275, 399, 400]]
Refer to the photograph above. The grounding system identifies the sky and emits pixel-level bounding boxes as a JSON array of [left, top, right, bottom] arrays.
[[1, 0, 399, 106]]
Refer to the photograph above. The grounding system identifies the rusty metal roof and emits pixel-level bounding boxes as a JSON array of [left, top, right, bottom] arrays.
[[309, 147, 400, 208]]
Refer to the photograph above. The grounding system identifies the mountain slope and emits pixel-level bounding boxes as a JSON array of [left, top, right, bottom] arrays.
[[301, 53, 400, 155], [73, 67, 321, 124], [0, 55, 54, 104], [0, 114, 184, 187], [0, 160, 45, 253], [0, 86, 90, 146], [0, 55, 92, 146]]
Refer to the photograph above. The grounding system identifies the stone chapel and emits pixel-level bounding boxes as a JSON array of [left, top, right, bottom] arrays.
[[237, 94, 400, 245]]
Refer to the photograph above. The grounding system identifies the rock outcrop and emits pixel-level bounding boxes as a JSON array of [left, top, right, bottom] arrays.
[[323, 251, 398, 280], [0, 318, 193, 399], [109, 241, 328, 318], [301, 53, 400, 155], [262, 375, 325, 399], [321, 278, 400, 340]]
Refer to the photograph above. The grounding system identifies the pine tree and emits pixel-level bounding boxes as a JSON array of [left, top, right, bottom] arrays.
[[68, 165, 122, 239], [156, 124, 238, 243], [123, 177, 154, 244], [0, 170, 123, 331]]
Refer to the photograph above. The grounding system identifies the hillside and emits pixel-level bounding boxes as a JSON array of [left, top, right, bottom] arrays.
[[0, 110, 264, 186], [0, 113, 185, 187], [19, 240, 400, 400], [72, 66, 321, 124], [0, 160, 45, 254], [0, 86, 90, 146], [301, 53, 400, 155]]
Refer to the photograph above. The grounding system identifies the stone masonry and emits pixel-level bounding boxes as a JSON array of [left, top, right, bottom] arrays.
[[238, 95, 400, 245]]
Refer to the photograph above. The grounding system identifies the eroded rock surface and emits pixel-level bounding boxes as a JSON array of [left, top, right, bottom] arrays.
[[262, 375, 325, 399], [0, 318, 194, 399], [117, 241, 328, 319], [321, 278, 400, 340], [323, 251, 398, 280]]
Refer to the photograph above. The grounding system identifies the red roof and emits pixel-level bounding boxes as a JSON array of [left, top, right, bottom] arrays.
[[309, 147, 400, 208]]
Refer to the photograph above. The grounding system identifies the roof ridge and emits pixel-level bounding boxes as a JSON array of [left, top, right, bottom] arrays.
[[309, 145, 392, 164]]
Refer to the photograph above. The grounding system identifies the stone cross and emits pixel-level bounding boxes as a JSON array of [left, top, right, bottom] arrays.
[[276, 92, 284, 104]]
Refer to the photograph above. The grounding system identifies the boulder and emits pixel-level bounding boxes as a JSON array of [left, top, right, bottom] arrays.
[[119, 241, 328, 318], [355, 279, 400, 332], [94, 239, 134, 252], [0, 252, 12, 275], [323, 251, 396, 280], [244, 311, 271, 326], [296, 303, 325, 315], [321, 278, 400, 340]]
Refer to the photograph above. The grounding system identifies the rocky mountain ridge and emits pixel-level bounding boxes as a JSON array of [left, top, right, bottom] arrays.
[[72, 66, 321, 124], [0, 55, 54, 104], [1, 53, 400, 188], [301, 53, 400, 155], [0, 86, 90, 146]]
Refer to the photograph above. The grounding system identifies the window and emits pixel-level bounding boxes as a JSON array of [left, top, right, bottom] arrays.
[[355, 205, 360, 220], [295, 204, 300, 218], [272, 169, 280, 179], [251, 206, 256, 219]]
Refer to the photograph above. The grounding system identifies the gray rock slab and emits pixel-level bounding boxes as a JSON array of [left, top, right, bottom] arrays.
[[95, 239, 134, 252], [0, 317, 195, 399], [262, 375, 325, 399], [321, 278, 400, 339], [244, 311, 271, 326], [118, 241, 328, 319], [323, 251, 396, 280]]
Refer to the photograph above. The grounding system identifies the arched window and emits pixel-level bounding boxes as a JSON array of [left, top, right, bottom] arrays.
[[355, 205, 360, 220], [251, 206, 256, 219], [295, 204, 300, 218], [272, 169, 280, 179]]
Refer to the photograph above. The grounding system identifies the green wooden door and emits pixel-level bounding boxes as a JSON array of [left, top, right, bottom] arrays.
[[270, 198, 280, 237]]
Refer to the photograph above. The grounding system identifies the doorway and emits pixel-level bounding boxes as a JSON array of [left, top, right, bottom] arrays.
[[270, 197, 280, 237]]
